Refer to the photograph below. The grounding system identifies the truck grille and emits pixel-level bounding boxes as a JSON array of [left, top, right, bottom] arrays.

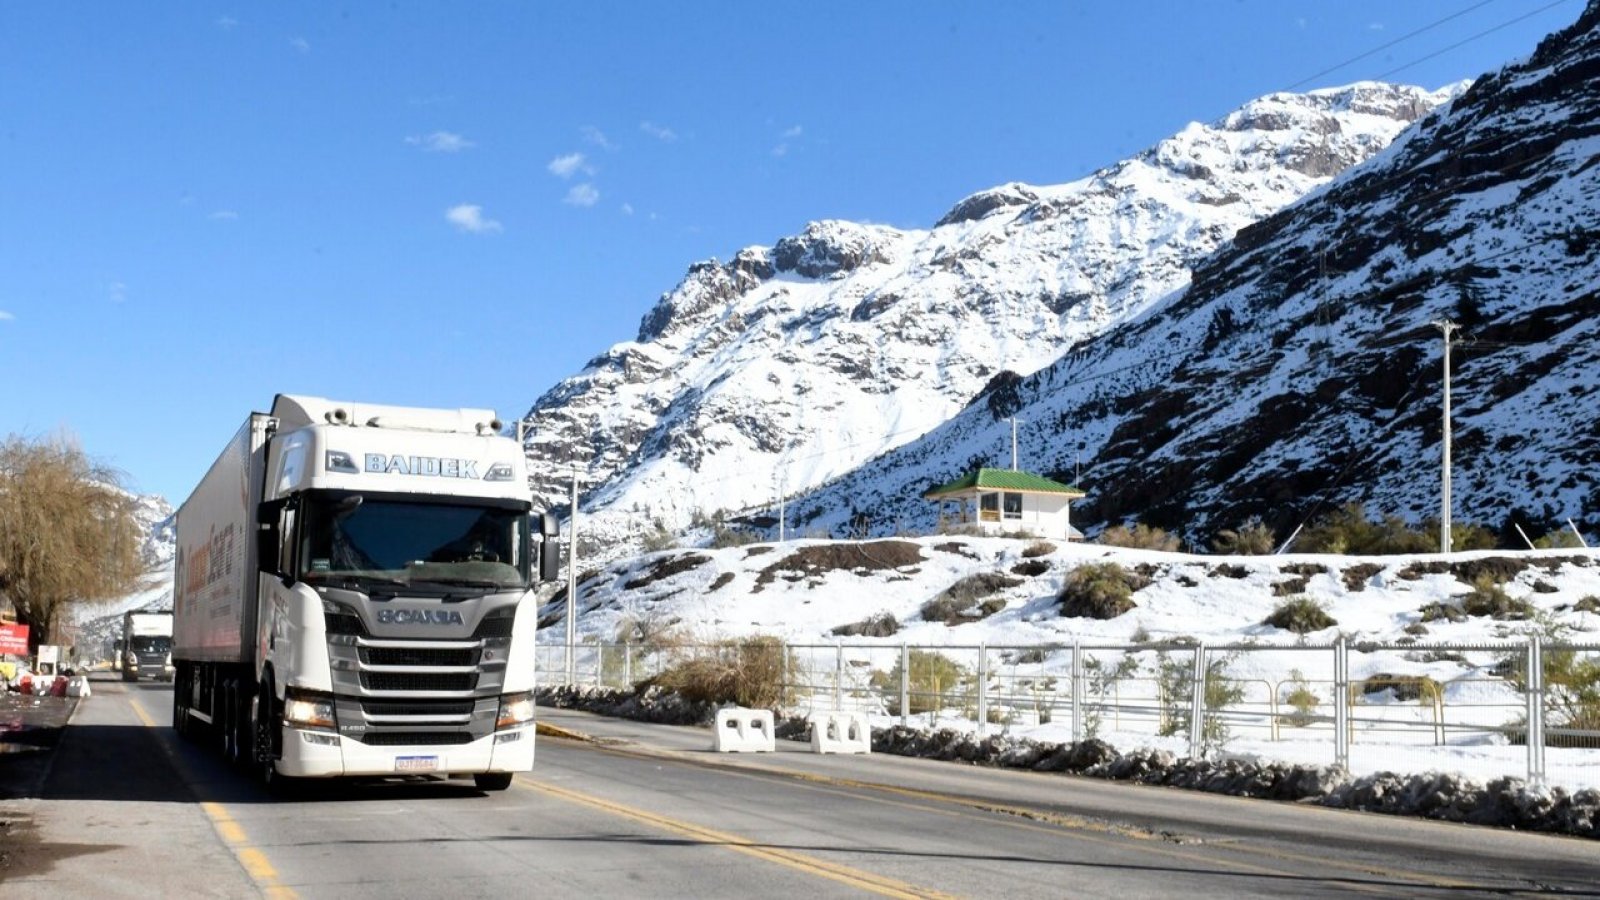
[[357, 731, 475, 746], [360, 672, 477, 692], [359, 646, 476, 667], [361, 699, 477, 717]]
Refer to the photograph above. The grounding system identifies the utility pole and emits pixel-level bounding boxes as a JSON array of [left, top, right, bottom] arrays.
[[1434, 319, 1460, 554], [777, 475, 787, 543], [565, 468, 579, 685], [1008, 417, 1025, 471]]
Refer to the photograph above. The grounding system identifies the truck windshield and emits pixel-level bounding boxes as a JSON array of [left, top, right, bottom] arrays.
[[130, 636, 170, 654], [298, 495, 530, 591]]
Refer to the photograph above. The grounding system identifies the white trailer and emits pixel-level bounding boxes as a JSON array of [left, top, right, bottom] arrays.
[[173, 395, 559, 792]]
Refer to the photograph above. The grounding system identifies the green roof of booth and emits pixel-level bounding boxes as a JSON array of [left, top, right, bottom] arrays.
[[923, 467, 1085, 499]]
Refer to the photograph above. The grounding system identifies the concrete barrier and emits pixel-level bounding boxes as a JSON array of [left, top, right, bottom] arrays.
[[713, 707, 776, 752], [66, 676, 92, 698], [809, 711, 871, 754]]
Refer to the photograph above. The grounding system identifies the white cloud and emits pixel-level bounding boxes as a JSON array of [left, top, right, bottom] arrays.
[[406, 131, 475, 153], [781, 124, 803, 139], [771, 143, 789, 157], [290, 36, 310, 54], [563, 184, 599, 207], [110, 282, 128, 303], [0, 310, 14, 322], [209, 210, 239, 221], [216, 16, 239, 30], [640, 121, 677, 142], [1368, 21, 1385, 31], [547, 152, 591, 179], [620, 202, 635, 216], [581, 126, 616, 151], [445, 204, 502, 234], [773, 124, 803, 157]]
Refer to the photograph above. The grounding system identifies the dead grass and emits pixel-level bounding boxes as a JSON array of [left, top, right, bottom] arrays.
[[623, 553, 710, 590], [754, 540, 924, 590]]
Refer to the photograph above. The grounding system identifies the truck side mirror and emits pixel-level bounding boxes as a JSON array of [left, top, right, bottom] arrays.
[[533, 513, 562, 583], [257, 516, 279, 576]]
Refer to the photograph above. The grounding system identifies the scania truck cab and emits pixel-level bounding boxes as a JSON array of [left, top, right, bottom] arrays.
[[173, 395, 558, 792]]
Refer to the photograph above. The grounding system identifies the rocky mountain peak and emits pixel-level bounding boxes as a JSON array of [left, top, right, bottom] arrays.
[[520, 80, 1464, 561]]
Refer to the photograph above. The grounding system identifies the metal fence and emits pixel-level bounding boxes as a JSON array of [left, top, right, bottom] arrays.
[[535, 637, 1600, 790]]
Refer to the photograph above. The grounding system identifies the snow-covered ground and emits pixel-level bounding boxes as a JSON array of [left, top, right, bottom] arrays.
[[540, 536, 1600, 789]]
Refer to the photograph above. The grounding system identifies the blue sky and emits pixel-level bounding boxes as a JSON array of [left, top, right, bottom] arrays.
[[0, 1, 1583, 503]]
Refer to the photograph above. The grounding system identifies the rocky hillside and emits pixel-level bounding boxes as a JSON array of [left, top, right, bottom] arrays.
[[518, 82, 1460, 556], [779, 2, 1600, 546]]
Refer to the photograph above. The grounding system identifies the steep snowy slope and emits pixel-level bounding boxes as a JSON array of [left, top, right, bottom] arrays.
[[781, 3, 1600, 545], [521, 82, 1458, 556]]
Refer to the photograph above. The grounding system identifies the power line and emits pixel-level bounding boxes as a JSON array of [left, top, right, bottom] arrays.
[[1374, 0, 1578, 82], [1284, 0, 1501, 91]]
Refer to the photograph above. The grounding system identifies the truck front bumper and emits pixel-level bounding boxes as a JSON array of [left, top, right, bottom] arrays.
[[276, 724, 534, 779]]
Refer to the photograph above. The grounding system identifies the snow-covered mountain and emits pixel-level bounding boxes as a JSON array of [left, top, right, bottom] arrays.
[[519, 81, 1461, 556], [782, 3, 1600, 545], [70, 491, 177, 653]]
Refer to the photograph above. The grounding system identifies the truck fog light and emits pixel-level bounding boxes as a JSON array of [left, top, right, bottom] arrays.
[[496, 692, 534, 730], [300, 731, 340, 746], [495, 731, 523, 744]]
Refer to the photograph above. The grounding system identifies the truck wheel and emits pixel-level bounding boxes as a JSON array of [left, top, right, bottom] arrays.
[[474, 772, 514, 792], [253, 678, 298, 795]]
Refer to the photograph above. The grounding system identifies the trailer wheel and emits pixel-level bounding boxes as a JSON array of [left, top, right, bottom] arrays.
[[474, 772, 514, 792]]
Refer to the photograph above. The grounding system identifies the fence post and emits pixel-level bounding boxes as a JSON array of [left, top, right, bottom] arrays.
[[1334, 637, 1349, 770], [624, 642, 633, 689], [1188, 643, 1206, 759], [977, 643, 989, 737], [834, 639, 844, 711], [1071, 642, 1083, 743], [1527, 635, 1546, 788], [899, 643, 909, 729]]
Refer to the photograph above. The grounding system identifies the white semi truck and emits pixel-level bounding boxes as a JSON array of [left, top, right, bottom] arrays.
[[121, 610, 174, 681], [173, 395, 559, 791]]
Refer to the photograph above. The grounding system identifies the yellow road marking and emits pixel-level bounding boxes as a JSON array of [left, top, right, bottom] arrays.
[[543, 731, 1495, 895], [128, 694, 297, 899], [521, 774, 959, 899]]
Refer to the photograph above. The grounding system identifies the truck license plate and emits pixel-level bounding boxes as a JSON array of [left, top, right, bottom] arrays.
[[395, 755, 439, 772]]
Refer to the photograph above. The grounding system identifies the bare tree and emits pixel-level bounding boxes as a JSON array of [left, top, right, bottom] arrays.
[[0, 432, 146, 650]]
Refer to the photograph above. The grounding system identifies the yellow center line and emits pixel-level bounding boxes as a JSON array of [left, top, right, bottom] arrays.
[[546, 733, 1492, 895], [520, 774, 960, 900], [127, 693, 298, 899]]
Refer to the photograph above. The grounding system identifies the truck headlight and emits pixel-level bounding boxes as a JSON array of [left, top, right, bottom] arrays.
[[496, 692, 534, 730], [284, 691, 337, 731]]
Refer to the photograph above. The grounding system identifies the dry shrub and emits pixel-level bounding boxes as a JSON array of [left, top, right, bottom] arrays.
[[1460, 574, 1534, 620], [1361, 673, 1442, 703], [932, 542, 978, 559], [1098, 523, 1180, 552], [1341, 563, 1384, 592], [1011, 559, 1050, 577], [1058, 562, 1144, 619], [650, 636, 790, 709], [1021, 540, 1057, 558], [831, 612, 899, 638], [1211, 518, 1276, 555], [1264, 596, 1337, 633], [922, 573, 1022, 624]]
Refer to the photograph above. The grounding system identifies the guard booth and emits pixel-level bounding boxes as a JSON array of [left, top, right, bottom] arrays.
[[924, 467, 1085, 540]]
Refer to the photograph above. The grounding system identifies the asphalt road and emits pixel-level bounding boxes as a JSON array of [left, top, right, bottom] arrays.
[[3, 680, 1597, 898]]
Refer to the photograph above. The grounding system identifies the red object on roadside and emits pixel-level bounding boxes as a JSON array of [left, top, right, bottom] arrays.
[[50, 676, 68, 697], [18, 675, 32, 695]]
